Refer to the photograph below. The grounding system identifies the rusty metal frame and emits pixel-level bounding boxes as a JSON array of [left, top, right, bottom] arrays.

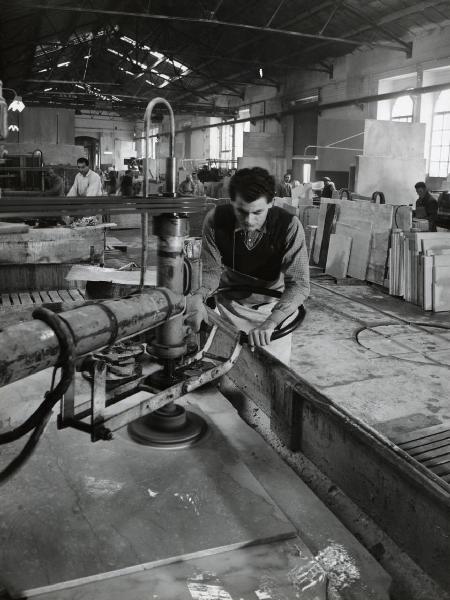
[[58, 321, 242, 441]]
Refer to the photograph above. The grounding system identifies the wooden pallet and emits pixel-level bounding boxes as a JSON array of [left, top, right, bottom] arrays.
[[0, 288, 85, 310]]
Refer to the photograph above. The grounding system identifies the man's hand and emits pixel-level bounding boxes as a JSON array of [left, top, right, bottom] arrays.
[[185, 292, 209, 333], [248, 318, 276, 349]]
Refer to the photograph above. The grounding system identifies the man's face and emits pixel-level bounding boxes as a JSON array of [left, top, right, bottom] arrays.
[[284, 174, 291, 183], [232, 194, 271, 232], [416, 186, 427, 199], [77, 162, 89, 176], [47, 168, 55, 178]]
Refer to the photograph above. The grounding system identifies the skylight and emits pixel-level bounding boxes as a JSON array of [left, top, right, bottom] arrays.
[[116, 36, 190, 88]]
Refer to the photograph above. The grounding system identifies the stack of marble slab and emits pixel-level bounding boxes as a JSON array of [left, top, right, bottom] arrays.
[[389, 231, 450, 311]]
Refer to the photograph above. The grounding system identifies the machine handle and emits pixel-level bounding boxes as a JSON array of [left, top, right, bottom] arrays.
[[209, 286, 306, 342], [371, 191, 385, 204]]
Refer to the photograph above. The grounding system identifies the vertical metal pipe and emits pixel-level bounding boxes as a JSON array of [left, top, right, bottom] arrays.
[[152, 214, 189, 360], [140, 211, 149, 289], [143, 97, 176, 196]]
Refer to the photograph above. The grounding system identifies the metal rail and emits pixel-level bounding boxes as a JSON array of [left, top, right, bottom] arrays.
[[0, 195, 206, 218]]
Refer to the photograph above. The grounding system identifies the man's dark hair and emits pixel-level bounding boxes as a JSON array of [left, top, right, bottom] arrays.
[[415, 181, 427, 190], [229, 167, 275, 203], [77, 157, 89, 166]]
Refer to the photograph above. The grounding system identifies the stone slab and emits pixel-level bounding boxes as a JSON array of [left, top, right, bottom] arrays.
[[0, 411, 295, 594], [30, 539, 327, 600], [325, 233, 352, 279]]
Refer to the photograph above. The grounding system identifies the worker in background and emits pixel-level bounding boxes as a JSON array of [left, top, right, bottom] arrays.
[[185, 167, 310, 365], [321, 176, 336, 198], [105, 167, 117, 195], [414, 181, 438, 232], [276, 172, 292, 198], [192, 171, 205, 196], [44, 167, 64, 196], [120, 170, 134, 196], [67, 158, 102, 197], [178, 172, 203, 196]]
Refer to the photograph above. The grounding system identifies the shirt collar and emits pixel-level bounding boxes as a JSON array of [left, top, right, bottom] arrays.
[[234, 221, 267, 234]]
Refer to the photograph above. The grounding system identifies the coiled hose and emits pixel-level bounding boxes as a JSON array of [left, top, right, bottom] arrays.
[[209, 286, 306, 343]]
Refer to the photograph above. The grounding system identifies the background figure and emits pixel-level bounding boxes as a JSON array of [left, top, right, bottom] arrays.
[[67, 158, 102, 197], [414, 181, 438, 232], [276, 173, 292, 197], [94, 167, 106, 193], [44, 167, 64, 196], [120, 170, 134, 197], [178, 172, 203, 196], [321, 176, 336, 198], [106, 167, 117, 196]]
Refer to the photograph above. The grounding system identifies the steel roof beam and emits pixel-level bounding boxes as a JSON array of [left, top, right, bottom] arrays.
[[25, 4, 386, 47], [341, 2, 412, 57]]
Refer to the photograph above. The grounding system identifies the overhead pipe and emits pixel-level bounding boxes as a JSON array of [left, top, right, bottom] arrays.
[[137, 81, 450, 141]]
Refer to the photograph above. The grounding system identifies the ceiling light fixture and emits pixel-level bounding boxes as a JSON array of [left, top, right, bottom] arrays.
[[8, 95, 25, 112], [259, 67, 263, 78]]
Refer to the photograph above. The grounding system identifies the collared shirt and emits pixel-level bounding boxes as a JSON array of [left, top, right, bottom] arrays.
[[197, 207, 310, 326], [67, 169, 103, 197]]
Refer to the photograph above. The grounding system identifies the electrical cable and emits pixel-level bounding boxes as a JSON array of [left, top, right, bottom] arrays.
[[0, 307, 75, 486], [354, 322, 450, 368]]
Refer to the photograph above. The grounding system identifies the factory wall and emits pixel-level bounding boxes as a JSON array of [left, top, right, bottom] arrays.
[[74, 112, 140, 171], [241, 21, 450, 190], [4, 106, 83, 165]]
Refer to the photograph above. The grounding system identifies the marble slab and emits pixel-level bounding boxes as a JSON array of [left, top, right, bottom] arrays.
[[335, 222, 373, 280], [0, 409, 295, 596], [30, 538, 326, 600], [325, 233, 352, 279]]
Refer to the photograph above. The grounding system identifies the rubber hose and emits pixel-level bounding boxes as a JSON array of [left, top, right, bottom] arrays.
[[212, 286, 306, 342]]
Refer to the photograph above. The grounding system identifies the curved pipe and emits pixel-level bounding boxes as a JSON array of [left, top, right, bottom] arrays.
[[141, 97, 177, 288], [143, 97, 175, 197]]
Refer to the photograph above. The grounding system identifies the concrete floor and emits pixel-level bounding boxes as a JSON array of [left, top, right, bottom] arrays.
[[294, 273, 450, 446]]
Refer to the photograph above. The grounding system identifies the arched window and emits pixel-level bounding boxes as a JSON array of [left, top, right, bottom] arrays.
[[391, 95, 413, 122], [429, 90, 450, 177]]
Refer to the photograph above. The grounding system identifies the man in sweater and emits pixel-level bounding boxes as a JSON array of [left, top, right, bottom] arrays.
[[186, 167, 310, 365]]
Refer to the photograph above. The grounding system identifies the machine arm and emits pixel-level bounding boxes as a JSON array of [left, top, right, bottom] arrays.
[[0, 287, 184, 388]]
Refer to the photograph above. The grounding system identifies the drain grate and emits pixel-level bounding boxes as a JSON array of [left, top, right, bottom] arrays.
[[394, 424, 450, 485]]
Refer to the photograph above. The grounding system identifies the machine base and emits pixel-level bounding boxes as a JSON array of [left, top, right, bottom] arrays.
[[127, 404, 208, 449]]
